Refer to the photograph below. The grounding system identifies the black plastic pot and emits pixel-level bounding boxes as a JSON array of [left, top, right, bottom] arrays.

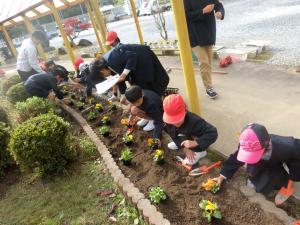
[[78, 106, 84, 110], [124, 141, 133, 146], [122, 159, 132, 166], [102, 132, 109, 137], [111, 105, 117, 110], [151, 144, 159, 150], [155, 159, 165, 165], [70, 94, 76, 99], [97, 109, 103, 113]]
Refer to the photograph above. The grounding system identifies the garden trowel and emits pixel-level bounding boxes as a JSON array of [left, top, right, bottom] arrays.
[[175, 156, 192, 171], [188, 161, 222, 177], [275, 180, 294, 205]]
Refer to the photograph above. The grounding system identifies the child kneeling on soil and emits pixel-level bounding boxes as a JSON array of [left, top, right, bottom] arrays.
[[125, 85, 164, 139], [212, 123, 300, 196], [163, 94, 218, 165]]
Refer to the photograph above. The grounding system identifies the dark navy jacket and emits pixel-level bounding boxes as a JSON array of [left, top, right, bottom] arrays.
[[138, 90, 164, 139], [165, 112, 218, 152], [184, 0, 225, 47], [24, 73, 63, 99], [103, 43, 169, 96]]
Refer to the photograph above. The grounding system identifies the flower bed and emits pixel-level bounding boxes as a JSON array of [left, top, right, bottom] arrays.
[[62, 89, 286, 225]]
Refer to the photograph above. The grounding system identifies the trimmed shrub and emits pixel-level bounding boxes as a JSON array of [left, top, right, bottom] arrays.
[[6, 82, 29, 104], [0, 75, 21, 95], [0, 122, 13, 178], [0, 107, 8, 124], [16, 97, 52, 123], [8, 113, 75, 175]]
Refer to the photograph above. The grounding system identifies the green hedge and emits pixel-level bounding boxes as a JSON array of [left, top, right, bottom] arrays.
[[6, 82, 29, 104], [8, 113, 75, 175], [1, 75, 21, 95], [0, 122, 13, 178], [0, 107, 8, 124], [16, 97, 52, 123]]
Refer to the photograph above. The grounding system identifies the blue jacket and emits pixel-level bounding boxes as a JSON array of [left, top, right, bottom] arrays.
[[184, 0, 225, 47]]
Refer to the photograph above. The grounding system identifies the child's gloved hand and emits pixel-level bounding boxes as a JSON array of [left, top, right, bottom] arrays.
[[181, 140, 198, 149]]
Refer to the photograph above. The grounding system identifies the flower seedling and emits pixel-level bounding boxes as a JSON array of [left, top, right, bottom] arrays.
[[76, 101, 85, 110], [101, 116, 111, 125], [79, 96, 86, 103], [147, 138, 160, 150], [70, 93, 76, 99], [87, 111, 97, 121], [121, 118, 130, 126], [99, 126, 110, 137], [201, 178, 220, 194], [122, 134, 134, 146], [120, 147, 133, 166], [88, 97, 96, 105], [199, 200, 222, 223], [153, 149, 164, 165], [95, 103, 103, 112], [108, 100, 117, 110], [62, 85, 69, 95], [148, 186, 167, 204]]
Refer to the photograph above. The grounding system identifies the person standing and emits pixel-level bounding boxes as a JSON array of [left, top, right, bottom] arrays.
[[184, 0, 225, 99], [17, 30, 47, 81]]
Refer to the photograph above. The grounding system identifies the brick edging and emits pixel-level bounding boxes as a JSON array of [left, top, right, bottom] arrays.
[[61, 104, 171, 225]]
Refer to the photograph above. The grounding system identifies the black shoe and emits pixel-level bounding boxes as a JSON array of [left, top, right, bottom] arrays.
[[206, 88, 218, 99]]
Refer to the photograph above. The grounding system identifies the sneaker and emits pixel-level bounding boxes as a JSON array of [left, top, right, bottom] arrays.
[[137, 119, 149, 127], [206, 88, 218, 99], [108, 94, 118, 101], [183, 151, 207, 165], [167, 141, 179, 150], [143, 120, 154, 131]]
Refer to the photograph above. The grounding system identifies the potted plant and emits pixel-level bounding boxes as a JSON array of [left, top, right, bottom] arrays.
[[120, 147, 133, 166], [99, 126, 110, 137], [199, 200, 222, 222], [201, 178, 220, 194], [79, 96, 86, 103], [108, 100, 117, 110], [76, 101, 85, 110], [147, 138, 160, 150], [87, 111, 97, 121], [121, 118, 130, 127], [101, 116, 111, 125], [153, 149, 164, 165], [88, 97, 96, 105], [95, 103, 103, 113], [148, 186, 167, 204], [122, 134, 134, 146], [62, 85, 69, 96], [70, 93, 76, 99]]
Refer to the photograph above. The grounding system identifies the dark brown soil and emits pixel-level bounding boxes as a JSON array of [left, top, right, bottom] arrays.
[[75, 100, 284, 225]]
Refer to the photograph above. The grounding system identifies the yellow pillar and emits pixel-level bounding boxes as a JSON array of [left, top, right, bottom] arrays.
[[170, 0, 201, 114], [1, 26, 18, 58], [129, 0, 144, 44], [90, 0, 110, 51], [84, 0, 104, 53], [47, 0, 76, 67], [22, 15, 46, 60]]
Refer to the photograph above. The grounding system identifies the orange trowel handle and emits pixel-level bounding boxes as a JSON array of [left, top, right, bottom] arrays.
[[202, 161, 222, 172]]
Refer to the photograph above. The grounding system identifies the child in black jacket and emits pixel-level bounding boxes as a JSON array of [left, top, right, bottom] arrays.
[[163, 94, 218, 165], [212, 123, 300, 197]]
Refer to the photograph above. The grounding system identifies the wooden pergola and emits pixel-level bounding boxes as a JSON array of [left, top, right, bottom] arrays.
[[0, 0, 144, 68]]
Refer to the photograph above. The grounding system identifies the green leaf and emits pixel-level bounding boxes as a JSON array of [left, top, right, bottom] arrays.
[[213, 210, 222, 219], [134, 218, 139, 224]]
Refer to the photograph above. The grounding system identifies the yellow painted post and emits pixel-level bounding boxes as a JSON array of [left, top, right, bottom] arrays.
[[170, 0, 201, 114], [22, 15, 46, 60], [1, 26, 18, 57], [47, 0, 76, 66], [129, 0, 144, 44], [90, 0, 110, 51], [84, 0, 104, 52]]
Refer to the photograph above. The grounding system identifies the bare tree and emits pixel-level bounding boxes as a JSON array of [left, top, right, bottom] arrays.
[[152, 0, 168, 41]]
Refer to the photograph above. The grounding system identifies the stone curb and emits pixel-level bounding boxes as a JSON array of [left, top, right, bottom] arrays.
[[62, 104, 171, 225]]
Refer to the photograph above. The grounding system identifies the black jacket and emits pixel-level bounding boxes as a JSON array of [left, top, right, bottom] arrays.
[[103, 43, 169, 96], [165, 112, 218, 152], [24, 73, 63, 99], [138, 90, 164, 139], [184, 0, 225, 47], [221, 135, 300, 181]]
